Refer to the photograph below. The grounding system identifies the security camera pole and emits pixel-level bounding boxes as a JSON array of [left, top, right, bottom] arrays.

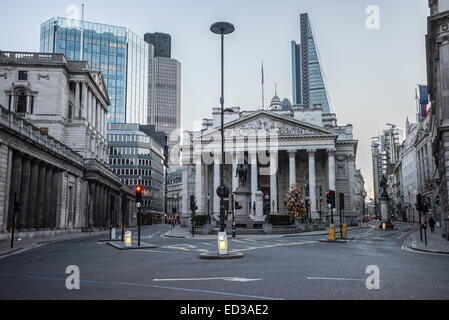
[[211, 21, 234, 255]]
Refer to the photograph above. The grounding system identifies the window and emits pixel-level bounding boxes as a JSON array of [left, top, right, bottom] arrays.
[[15, 89, 27, 113], [18, 71, 28, 81], [40, 128, 49, 135]]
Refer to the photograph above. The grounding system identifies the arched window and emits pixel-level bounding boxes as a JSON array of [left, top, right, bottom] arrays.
[[15, 89, 27, 113]]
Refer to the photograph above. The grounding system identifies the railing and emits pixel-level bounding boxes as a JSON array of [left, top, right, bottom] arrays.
[[0, 105, 83, 165], [0, 51, 67, 64]]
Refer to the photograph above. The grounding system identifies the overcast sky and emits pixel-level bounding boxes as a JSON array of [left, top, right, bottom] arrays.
[[0, 0, 430, 198]]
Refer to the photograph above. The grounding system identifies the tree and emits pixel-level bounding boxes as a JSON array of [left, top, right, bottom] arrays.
[[284, 184, 305, 222]]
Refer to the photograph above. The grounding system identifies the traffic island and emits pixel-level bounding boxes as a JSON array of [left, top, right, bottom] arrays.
[[379, 222, 395, 230], [199, 252, 244, 260], [318, 239, 347, 243], [107, 241, 158, 250]]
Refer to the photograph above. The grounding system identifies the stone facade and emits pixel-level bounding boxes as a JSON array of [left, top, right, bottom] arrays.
[[0, 51, 135, 240], [180, 98, 360, 228], [426, 0, 449, 238]]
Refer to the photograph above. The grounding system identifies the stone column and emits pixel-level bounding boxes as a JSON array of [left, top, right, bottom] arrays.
[[27, 158, 39, 230], [18, 155, 31, 230], [93, 99, 97, 132], [232, 152, 239, 194], [82, 82, 88, 119], [270, 150, 278, 214], [288, 150, 296, 188], [36, 162, 47, 230], [328, 148, 336, 192], [8, 151, 22, 230], [50, 170, 60, 229], [308, 149, 318, 219], [90, 94, 95, 128], [348, 154, 356, 214], [26, 95, 31, 114], [195, 154, 203, 214], [181, 164, 189, 224], [75, 82, 80, 118], [0, 145, 12, 233], [250, 151, 258, 206], [43, 166, 54, 229], [213, 156, 220, 218], [87, 90, 92, 124]]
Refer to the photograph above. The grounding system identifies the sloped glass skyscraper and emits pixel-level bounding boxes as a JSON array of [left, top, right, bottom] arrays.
[[40, 17, 149, 124], [291, 13, 331, 114]]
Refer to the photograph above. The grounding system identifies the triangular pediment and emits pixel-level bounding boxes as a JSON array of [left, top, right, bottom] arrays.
[[200, 111, 338, 139]]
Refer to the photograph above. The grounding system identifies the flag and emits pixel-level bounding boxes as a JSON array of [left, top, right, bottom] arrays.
[[419, 85, 428, 118]]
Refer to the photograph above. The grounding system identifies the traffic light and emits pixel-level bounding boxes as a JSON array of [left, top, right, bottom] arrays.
[[326, 190, 336, 209], [190, 195, 197, 211], [136, 185, 142, 204], [339, 193, 345, 210]]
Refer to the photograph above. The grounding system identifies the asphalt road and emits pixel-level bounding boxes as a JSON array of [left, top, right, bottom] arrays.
[[0, 223, 448, 300]]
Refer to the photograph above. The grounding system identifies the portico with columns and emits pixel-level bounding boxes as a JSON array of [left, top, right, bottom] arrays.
[[180, 105, 359, 229]]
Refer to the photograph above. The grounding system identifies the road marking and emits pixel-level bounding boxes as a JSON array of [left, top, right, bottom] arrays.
[[307, 277, 365, 281], [397, 234, 407, 240], [0, 273, 281, 300], [153, 277, 262, 283]]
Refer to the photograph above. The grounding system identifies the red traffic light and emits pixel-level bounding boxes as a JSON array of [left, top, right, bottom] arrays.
[[326, 190, 330, 195], [136, 186, 142, 192]]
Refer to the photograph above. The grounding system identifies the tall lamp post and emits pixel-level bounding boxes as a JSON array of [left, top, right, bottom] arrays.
[[211, 21, 234, 255]]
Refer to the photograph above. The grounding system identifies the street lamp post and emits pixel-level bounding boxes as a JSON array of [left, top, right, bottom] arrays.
[[210, 22, 234, 237]]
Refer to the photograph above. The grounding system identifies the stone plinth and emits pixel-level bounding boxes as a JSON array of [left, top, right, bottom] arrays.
[[233, 186, 251, 217]]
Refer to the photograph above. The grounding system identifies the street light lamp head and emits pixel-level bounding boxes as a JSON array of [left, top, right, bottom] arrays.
[[210, 22, 235, 35]]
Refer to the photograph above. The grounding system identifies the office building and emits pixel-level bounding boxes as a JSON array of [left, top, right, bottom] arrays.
[[40, 17, 149, 124], [145, 34, 181, 147], [107, 123, 166, 218], [144, 32, 171, 58]]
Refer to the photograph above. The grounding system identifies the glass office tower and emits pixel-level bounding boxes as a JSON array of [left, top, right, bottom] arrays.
[[40, 17, 149, 124], [291, 13, 331, 114]]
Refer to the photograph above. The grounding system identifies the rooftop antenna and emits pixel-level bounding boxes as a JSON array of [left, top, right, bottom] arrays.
[[82, 4, 85, 22]]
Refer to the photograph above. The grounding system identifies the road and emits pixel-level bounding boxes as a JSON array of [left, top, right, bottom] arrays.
[[0, 223, 448, 300]]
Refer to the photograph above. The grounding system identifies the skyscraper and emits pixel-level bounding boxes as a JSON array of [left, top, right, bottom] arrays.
[[145, 34, 181, 147], [40, 17, 149, 124], [291, 13, 331, 113], [144, 32, 171, 58]]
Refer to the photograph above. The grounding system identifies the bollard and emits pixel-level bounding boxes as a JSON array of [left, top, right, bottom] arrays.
[[125, 231, 132, 247], [342, 224, 347, 238], [328, 224, 336, 241]]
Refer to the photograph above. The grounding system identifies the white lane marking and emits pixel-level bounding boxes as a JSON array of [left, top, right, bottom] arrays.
[[153, 277, 261, 283], [307, 277, 365, 281], [397, 233, 407, 240], [228, 240, 316, 252]]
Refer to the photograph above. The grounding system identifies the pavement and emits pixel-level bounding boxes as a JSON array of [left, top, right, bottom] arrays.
[[0, 229, 110, 258], [163, 224, 371, 240], [1, 223, 448, 300], [409, 227, 449, 254]]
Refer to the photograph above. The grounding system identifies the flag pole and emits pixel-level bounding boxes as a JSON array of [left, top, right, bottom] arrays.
[[261, 61, 264, 110]]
